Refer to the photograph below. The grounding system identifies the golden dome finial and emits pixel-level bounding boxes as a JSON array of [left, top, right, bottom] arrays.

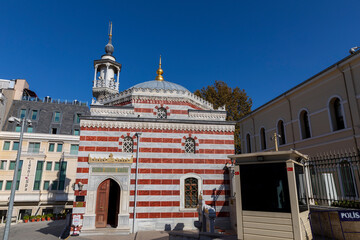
[[108, 21, 113, 42], [155, 55, 164, 81]]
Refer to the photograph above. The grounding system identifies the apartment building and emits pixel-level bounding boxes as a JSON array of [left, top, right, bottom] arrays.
[[0, 96, 89, 221]]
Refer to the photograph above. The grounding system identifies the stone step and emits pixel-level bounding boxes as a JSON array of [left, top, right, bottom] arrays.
[[80, 227, 130, 236]]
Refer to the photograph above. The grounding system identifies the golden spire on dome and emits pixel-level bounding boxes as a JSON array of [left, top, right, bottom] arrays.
[[155, 55, 164, 81], [108, 21, 113, 43]]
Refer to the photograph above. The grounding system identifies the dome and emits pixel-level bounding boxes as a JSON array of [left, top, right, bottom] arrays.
[[130, 80, 189, 92], [105, 43, 114, 55]]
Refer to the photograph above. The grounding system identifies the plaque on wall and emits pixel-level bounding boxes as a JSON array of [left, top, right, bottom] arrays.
[[92, 167, 128, 173], [76, 196, 85, 202], [88, 153, 133, 163]]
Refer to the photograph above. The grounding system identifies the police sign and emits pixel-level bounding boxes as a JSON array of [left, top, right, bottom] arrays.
[[338, 210, 360, 221]]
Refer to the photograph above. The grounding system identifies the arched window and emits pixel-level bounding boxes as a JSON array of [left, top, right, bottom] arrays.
[[122, 136, 133, 153], [260, 128, 266, 150], [185, 138, 195, 153], [339, 160, 356, 198], [246, 134, 251, 153], [277, 120, 286, 145], [329, 98, 345, 131], [180, 174, 202, 210], [300, 110, 311, 139], [184, 177, 198, 208], [157, 107, 167, 119]]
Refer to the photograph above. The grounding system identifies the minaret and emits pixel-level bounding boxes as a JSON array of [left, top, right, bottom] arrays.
[[92, 22, 122, 102], [155, 55, 164, 81]]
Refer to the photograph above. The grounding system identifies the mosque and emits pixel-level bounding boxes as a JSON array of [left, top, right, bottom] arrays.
[[72, 24, 235, 234]]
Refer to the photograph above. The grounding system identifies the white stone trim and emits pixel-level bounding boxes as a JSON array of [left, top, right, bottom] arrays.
[[98, 88, 215, 110], [81, 120, 235, 132], [293, 127, 352, 147], [188, 111, 226, 121], [88, 152, 133, 160], [90, 107, 135, 117], [129, 206, 230, 213], [80, 131, 234, 139], [179, 173, 203, 211], [129, 184, 229, 191], [129, 195, 227, 202], [0, 131, 79, 142]]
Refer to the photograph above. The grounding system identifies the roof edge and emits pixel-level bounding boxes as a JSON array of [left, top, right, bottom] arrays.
[[239, 51, 360, 122]]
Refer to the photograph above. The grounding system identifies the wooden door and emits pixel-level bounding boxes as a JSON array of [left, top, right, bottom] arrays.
[[95, 179, 110, 228]]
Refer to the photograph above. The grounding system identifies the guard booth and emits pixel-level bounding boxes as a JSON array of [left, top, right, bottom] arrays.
[[229, 150, 312, 240]]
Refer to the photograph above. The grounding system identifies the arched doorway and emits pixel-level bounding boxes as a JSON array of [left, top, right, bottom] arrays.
[[95, 179, 120, 228]]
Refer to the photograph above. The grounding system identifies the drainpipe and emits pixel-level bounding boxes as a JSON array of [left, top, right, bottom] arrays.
[[251, 117, 257, 152], [285, 95, 296, 149], [132, 132, 142, 233], [337, 65, 359, 151]]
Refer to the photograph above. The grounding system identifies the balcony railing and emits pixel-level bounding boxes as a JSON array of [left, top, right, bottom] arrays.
[[21, 149, 45, 156]]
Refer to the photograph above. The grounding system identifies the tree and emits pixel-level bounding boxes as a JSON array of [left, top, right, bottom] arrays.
[[194, 81, 252, 153]]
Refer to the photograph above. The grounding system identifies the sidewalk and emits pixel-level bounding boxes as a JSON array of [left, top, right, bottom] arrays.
[[73, 231, 168, 240], [0, 220, 169, 240], [0, 220, 66, 240]]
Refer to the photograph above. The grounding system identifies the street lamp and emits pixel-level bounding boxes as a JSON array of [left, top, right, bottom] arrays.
[[3, 116, 31, 240], [132, 132, 142, 233], [71, 182, 84, 192]]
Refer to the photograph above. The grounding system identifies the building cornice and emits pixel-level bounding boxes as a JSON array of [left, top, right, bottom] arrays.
[[188, 109, 226, 121], [97, 88, 216, 110], [239, 51, 360, 122], [90, 106, 135, 117], [94, 59, 122, 68], [0, 131, 80, 142], [89, 106, 226, 120], [81, 119, 235, 132], [82, 115, 235, 125]]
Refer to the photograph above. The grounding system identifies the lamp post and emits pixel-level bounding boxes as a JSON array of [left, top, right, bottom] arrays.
[[132, 132, 142, 233], [3, 117, 31, 240]]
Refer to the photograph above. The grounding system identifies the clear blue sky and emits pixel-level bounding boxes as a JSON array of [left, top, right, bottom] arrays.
[[1, 0, 359, 109]]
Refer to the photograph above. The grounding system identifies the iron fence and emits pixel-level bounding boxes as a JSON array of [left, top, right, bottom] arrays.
[[305, 149, 360, 208]]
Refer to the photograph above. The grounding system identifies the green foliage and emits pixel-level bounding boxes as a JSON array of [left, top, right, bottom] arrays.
[[194, 81, 252, 153], [23, 215, 29, 220], [332, 200, 360, 209]]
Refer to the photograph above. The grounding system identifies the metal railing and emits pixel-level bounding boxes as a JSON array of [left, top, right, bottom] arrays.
[[305, 149, 360, 207], [21, 96, 88, 106]]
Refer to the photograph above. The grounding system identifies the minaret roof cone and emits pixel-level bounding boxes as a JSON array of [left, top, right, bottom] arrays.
[[155, 55, 164, 81]]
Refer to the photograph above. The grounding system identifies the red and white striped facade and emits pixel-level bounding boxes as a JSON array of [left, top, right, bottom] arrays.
[[73, 47, 235, 233]]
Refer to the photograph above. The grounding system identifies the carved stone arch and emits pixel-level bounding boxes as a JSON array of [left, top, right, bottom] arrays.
[[154, 104, 170, 118], [93, 176, 124, 192], [120, 134, 136, 153], [181, 134, 199, 153]]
